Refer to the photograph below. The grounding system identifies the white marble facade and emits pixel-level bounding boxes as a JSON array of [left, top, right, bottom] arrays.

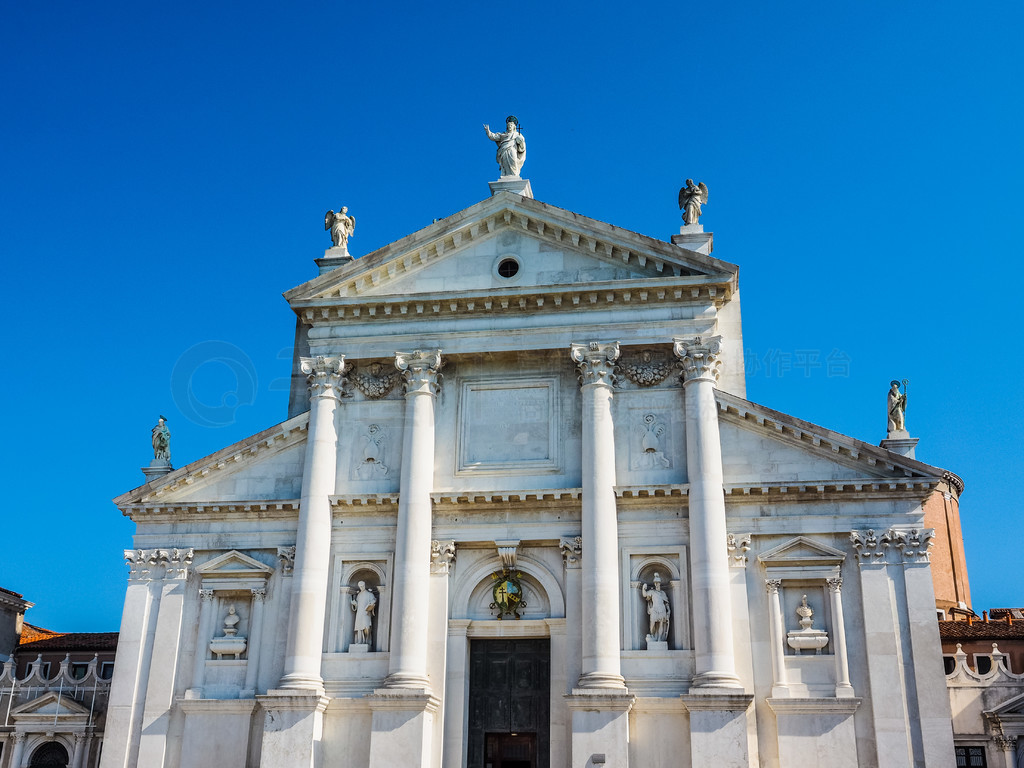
[[101, 187, 957, 768]]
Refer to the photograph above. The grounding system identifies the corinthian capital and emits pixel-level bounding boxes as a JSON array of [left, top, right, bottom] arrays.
[[570, 341, 620, 388], [673, 336, 723, 384], [300, 355, 347, 400], [395, 349, 442, 396]]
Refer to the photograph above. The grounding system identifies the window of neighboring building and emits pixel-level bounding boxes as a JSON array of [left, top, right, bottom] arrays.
[[955, 745, 987, 767], [70, 662, 89, 680], [974, 654, 993, 674], [33, 661, 51, 679], [943, 656, 957, 675], [100, 661, 114, 679]]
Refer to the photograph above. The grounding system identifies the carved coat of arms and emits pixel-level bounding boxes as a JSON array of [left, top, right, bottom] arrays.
[[490, 569, 526, 620]]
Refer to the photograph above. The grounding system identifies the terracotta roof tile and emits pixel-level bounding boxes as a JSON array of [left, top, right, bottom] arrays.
[[19, 624, 64, 644], [939, 620, 1024, 641], [17, 632, 118, 652]]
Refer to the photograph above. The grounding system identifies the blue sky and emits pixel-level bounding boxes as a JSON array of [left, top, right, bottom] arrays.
[[2, 2, 1021, 631]]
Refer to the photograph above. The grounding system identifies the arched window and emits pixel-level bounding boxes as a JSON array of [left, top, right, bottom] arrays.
[[29, 741, 69, 767]]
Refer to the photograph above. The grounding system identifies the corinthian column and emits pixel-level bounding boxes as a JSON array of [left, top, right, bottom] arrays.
[[674, 336, 741, 689], [570, 341, 625, 689], [279, 355, 346, 692], [384, 349, 442, 689]]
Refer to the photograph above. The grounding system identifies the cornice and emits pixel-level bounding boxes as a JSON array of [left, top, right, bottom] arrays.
[[291, 274, 734, 327], [121, 500, 301, 522]]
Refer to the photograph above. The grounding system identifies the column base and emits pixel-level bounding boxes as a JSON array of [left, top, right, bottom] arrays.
[[256, 691, 330, 768], [381, 671, 432, 690], [681, 693, 755, 768], [577, 671, 627, 690], [276, 672, 326, 696], [565, 689, 635, 768], [367, 688, 441, 768], [691, 670, 744, 689]]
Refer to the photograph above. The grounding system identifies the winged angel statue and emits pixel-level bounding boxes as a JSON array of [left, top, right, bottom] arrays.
[[678, 179, 709, 226], [325, 206, 356, 252]]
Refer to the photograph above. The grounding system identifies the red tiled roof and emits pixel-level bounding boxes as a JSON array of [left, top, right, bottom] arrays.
[[0, 587, 24, 599], [17, 632, 118, 652], [939, 620, 1024, 641], [19, 624, 64, 644]]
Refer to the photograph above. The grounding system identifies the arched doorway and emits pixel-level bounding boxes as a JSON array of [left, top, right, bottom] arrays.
[[29, 741, 69, 767]]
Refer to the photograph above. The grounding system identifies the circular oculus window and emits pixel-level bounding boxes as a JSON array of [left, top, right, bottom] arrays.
[[497, 257, 520, 278]]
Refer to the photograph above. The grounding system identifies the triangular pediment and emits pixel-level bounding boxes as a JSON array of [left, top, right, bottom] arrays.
[[759, 536, 847, 566], [114, 412, 309, 508], [285, 193, 738, 306], [196, 550, 274, 578], [12, 690, 90, 718], [716, 390, 953, 491], [986, 691, 1024, 717]]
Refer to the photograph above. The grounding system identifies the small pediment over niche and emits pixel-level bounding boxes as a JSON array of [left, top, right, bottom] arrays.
[[11, 690, 90, 718], [196, 550, 275, 580], [986, 690, 1024, 716], [758, 536, 846, 567]]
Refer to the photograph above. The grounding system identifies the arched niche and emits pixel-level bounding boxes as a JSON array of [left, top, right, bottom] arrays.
[[628, 554, 683, 651], [29, 740, 69, 767], [451, 553, 564, 621], [334, 559, 391, 653]]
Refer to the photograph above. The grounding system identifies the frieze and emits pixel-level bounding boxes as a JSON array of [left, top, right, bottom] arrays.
[[620, 349, 677, 388]]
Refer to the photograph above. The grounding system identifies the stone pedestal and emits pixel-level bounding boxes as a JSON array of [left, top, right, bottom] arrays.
[[180, 698, 258, 768], [256, 692, 329, 768], [488, 177, 534, 198], [671, 226, 713, 255], [767, 697, 861, 768], [367, 689, 440, 768], [880, 436, 919, 459], [141, 460, 173, 482], [349, 643, 369, 654], [565, 690, 634, 768], [681, 693, 755, 768], [316, 251, 353, 275]]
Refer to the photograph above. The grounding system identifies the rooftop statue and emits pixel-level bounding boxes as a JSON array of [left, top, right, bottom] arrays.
[[324, 206, 356, 252], [678, 179, 709, 226], [887, 379, 909, 436], [151, 415, 171, 463], [483, 116, 527, 178]]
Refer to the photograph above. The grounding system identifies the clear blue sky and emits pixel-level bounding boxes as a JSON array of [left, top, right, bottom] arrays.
[[2, 2, 1021, 631]]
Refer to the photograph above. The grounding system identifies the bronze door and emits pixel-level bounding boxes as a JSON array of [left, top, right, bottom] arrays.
[[468, 639, 550, 768]]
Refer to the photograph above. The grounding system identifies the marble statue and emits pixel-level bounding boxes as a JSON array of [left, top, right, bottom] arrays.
[[678, 179, 709, 225], [151, 416, 171, 462], [887, 379, 908, 435], [641, 573, 671, 644], [209, 604, 247, 659], [324, 207, 356, 251], [787, 594, 829, 653], [351, 581, 377, 645], [483, 116, 527, 178]]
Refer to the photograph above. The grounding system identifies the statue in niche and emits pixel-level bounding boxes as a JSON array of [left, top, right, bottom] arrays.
[[678, 179, 709, 226], [632, 413, 670, 470], [641, 573, 671, 645], [787, 594, 829, 653], [357, 424, 390, 479], [324, 206, 356, 251], [483, 116, 527, 178], [209, 604, 247, 659], [887, 379, 909, 435], [222, 605, 240, 636], [350, 581, 377, 645], [151, 416, 171, 463]]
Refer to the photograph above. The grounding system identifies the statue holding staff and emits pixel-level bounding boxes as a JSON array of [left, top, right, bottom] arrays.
[[483, 115, 527, 178], [887, 379, 909, 435], [152, 415, 171, 463]]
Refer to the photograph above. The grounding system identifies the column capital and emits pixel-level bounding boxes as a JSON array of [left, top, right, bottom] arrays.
[[570, 341, 620, 388], [430, 540, 457, 574], [395, 350, 442, 396], [301, 355, 347, 401], [673, 336, 723, 384], [252, 587, 267, 601], [995, 735, 1017, 751], [277, 546, 296, 574], [11, 732, 26, 744], [727, 533, 751, 568], [765, 579, 782, 594], [160, 548, 194, 580], [199, 588, 215, 602], [559, 536, 583, 568], [826, 577, 843, 592]]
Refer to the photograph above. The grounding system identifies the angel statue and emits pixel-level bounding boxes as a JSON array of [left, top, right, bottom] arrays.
[[678, 179, 709, 226], [483, 116, 527, 178], [324, 206, 356, 253]]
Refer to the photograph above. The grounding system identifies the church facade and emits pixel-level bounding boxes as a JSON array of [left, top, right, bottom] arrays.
[[101, 173, 963, 768]]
